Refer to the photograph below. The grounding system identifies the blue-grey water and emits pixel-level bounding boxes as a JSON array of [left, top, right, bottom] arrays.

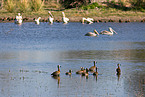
[[0, 22, 145, 97]]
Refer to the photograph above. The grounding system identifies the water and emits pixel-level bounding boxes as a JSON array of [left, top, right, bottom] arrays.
[[0, 22, 145, 97]]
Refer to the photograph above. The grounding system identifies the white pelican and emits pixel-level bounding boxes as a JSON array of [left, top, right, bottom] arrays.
[[82, 17, 94, 24], [35, 17, 41, 25], [85, 29, 99, 37], [48, 11, 54, 24], [15, 13, 22, 24], [62, 12, 69, 24], [100, 27, 117, 35]]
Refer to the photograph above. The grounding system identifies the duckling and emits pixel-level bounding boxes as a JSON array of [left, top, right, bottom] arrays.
[[116, 63, 121, 75], [89, 61, 97, 72], [93, 67, 98, 76], [51, 65, 61, 76], [76, 67, 84, 74], [65, 70, 72, 75], [82, 68, 89, 76]]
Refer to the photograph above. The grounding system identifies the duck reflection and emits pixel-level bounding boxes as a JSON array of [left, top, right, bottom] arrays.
[[117, 73, 121, 81], [93, 75, 98, 82], [52, 76, 60, 88]]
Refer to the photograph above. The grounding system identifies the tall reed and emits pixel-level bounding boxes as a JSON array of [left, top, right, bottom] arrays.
[[18, 0, 30, 12], [5, 0, 16, 12], [30, 0, 44, 12]]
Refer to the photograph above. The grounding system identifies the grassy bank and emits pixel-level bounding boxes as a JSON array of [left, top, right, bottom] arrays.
[[0, 2, 145, 23]]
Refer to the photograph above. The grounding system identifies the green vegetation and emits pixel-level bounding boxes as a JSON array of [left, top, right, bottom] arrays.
[[0, 0, 144, 22]]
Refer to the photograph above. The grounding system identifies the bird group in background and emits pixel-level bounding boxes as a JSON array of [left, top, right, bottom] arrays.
[[51, 61, 121, 79]]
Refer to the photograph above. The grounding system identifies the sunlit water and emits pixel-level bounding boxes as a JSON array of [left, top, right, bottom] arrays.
[[0, 22, 145, 97]]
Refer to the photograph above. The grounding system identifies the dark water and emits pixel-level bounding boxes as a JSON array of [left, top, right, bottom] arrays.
[[0, 22, 145, 97]]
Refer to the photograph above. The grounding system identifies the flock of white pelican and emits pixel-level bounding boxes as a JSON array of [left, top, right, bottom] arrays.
[[15, 12, 118, 36], [15, 11, 70, 25]]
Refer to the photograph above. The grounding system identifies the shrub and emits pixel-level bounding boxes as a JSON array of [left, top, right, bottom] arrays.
[[82, 2, 103, 10]]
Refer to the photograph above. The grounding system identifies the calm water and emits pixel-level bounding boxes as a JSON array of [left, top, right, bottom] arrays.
[[0, 22, 145, 97]]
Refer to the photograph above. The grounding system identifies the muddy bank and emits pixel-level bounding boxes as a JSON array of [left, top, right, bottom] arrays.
[[0, 16, 145, 23]]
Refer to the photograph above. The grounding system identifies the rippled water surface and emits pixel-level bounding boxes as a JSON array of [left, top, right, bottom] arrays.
[[0, 22, 145, 97]]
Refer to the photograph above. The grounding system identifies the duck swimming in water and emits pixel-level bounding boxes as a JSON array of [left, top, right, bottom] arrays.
[[116, 63, 121, 75], [82, 68, 89, 76], [89, 61, 97, 72], [93, 67, 98, 76], [65, 70, 72, 75], [76, 67, 85, 74], [51, 65, 61, 76]]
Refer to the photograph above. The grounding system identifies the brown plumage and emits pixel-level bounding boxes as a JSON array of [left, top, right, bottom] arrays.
[[82, 68, 89, 76], [65, 70, 72, 75], [89, 61, 97, 71], [76, 67, 84, 74], [51, 65, 61, 76], [93, 67, 98, 76], [116, 63, 121, 75]]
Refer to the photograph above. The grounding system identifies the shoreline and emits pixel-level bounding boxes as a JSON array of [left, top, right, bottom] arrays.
[[0, 16, 145, 23]]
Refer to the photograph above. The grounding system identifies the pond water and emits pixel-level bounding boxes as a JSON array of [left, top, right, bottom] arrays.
[[0, 22, 145, 97]]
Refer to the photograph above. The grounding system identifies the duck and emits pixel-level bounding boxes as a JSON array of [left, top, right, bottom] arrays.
[[93, 67, 98, 76], [116, 63, 121, 75], [89, 61, 97, 72], [48, 11, 54, 24], [76, 67, 85, 74], [65, 70, 72, 75], [82, 68, 89, 76], [82, 17, 94, 24], [85, 29, 99, 37], [100, 27, 117, 35], [51, 65, 61, 76], [62, 12, 69, 24], [15, 13, 22, 24], [35, 17, 41, 25]]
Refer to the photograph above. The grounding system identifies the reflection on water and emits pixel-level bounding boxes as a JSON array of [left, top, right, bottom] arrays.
[[0, 22, 145, 97]]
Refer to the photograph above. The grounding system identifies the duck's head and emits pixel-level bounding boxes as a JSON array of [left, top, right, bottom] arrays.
[[69, 70, 72, 73], [57, 65, 61, 68], [117, 63, 120, 67], [81, 67, 84, 71], [94, 61, 97, 66]]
